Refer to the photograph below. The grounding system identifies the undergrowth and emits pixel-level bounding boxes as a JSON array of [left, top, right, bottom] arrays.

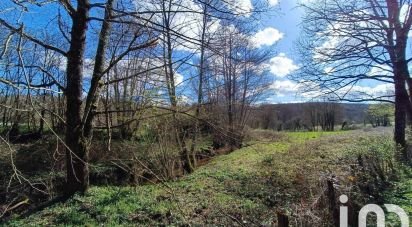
[[5, 129, 408, 226]]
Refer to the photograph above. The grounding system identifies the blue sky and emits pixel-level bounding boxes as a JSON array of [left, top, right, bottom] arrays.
[[262, 0, 303, 54], [260, 0, 305, 103], [245, 0, 313, 103], [1, 0, 395, 104], [1, 0, 306, 103], [253, 0, 395, 103]]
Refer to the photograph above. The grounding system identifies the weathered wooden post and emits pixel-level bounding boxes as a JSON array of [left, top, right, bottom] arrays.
[[277, 210, 289, 227], [327, 178, 339, 226]]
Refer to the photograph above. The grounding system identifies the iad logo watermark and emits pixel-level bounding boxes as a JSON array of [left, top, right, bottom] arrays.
[[339, 195, 409, 227]]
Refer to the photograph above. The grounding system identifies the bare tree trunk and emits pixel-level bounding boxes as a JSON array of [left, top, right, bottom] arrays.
[[64, 0, 90, 196], [394, 70, 408, 159], [83, 0, 114, 138], [387, 0, 412, 160], [2, 86, 10, 127], [190, 2, 209, 170], [226, 35, 237, 149], [162, 0, 194, 173]]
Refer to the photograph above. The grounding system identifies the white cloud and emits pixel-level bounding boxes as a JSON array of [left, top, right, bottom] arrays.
[[83, 58, 95, 78], [313, 35, 341, 62], [324, 67, 334, 74], [56, 57, 95, 78], [268, 53, 299, 77], [270, 79, 319, 100], [270, 79, 299, 93], [347, 83, 394, 97], [400, 4, 411, 24], [270, 77, 394, 101], [268, 0, 280, 6], [251, 27, 283, 48], [303, 82, 394, 100], [178, 95, 192, 104], [368, 64, 392, 76], [175, 72, 184, 86]]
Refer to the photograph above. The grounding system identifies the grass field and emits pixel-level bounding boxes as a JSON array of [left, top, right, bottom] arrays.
[[5, 129, 411, 226]]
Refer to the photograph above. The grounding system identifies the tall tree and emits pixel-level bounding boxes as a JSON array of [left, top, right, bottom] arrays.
[[0, 0, 158, 195], [295, 0, 412, 159]]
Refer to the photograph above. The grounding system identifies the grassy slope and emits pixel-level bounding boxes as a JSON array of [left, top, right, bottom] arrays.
[[7, 130, 401, 226]]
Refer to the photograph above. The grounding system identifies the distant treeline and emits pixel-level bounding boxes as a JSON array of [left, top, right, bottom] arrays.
[[247, 102, 393, 131]]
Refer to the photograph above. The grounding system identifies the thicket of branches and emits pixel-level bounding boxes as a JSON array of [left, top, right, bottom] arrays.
[[0, 0, 276, 199]]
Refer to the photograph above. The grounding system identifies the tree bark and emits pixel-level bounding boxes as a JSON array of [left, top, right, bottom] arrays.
[[64, 0, 90, 196], [394, 74, 407, 149], [386, 0, 412, 161], [83, 0, 114, 138]]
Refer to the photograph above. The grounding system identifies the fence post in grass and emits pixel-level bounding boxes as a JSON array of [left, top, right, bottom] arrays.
[[327, 178, 339, 226], [277, 210, 289, 227]]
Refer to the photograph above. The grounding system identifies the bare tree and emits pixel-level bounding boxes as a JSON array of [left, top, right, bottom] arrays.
[[0, 0, 158, 195], [295, 0, 412, 158], [206, 23, 273, 148]]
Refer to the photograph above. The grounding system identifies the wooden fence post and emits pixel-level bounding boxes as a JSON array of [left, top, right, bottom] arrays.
[[277, 211, 289, 227]]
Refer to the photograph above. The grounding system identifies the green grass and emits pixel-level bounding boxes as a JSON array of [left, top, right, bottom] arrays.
[[383, 168, 412, 226], [286, 130, 343, 141], [7, 130, 398, 226]]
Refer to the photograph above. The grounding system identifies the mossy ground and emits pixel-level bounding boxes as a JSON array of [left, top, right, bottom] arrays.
[[6, 129, 406, 226]]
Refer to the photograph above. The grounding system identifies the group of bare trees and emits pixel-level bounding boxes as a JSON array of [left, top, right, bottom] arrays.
[[0, 0, 275, 196], [304, 102, 342, 131], [203, 23, 273, 148], [248, 102, 344, 132], [296, 0, 412, 160]]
